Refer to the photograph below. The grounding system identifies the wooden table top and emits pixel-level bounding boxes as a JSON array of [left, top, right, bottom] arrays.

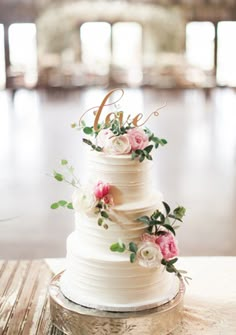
[[0, 259, 63, 335]]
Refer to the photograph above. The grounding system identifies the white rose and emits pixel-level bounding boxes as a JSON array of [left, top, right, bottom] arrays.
[[96, 129, 114, 147], [137, 242, 162, 269], [104, 135, 131, 155], [72, 187, 97, 216]]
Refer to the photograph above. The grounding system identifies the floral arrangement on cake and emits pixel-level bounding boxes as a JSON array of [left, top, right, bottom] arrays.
[[71, 118, 167, 162], [110, 203, 191, 283]]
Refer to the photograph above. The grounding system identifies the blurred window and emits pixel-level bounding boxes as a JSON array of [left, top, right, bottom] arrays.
[[112, 22, 142, 84], [0, 24, 5, 89], [80, 22, 111, 75], [8, 23, 38, 87], [217, 21, 236, 86], [186, 22, 215, 71]]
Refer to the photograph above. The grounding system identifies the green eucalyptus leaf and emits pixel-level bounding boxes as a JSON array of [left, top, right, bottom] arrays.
[[139, 155, 145, 163], [110, 242, 126, 253], [130, 253, 136, 263], [163, 201, 171, 215], [51, 202, 59, 209], [173, 206, 186, 220], [129, 242, 138, 253], [161, 259, 167, 265], [144, 145, 153, 154], [83, 127, 93, 135], [131, 151, 138, 160], [60, 159, 68, 165], [166, 266, 175, 273], [160, 138, 168, 145], [151, 210, 161, 220], [101, 211, 109, 219], [168, 257, 178, 265], [54, 173, 64, 182], [67, 202, 73, 209], [58, 200, 67, 207], [82, 138, 92, 146], [110, 243, 119, 251], [98, 218, 103, 226], [95, 146, 103, 152]]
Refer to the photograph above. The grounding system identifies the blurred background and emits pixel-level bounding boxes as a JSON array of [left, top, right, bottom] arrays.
[[0, 0, 235, 259]]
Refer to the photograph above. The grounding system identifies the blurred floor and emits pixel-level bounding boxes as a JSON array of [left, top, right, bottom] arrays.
[[0, 87, 236, 259]]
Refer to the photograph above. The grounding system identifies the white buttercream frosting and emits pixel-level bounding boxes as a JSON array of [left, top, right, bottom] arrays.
[[61, 151, 180, 311]]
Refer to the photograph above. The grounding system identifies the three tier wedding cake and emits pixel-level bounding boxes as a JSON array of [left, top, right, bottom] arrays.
[[51, 89, 188, 313]]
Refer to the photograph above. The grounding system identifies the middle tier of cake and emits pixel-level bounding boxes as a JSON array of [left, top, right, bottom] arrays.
[[74, 191, 164, 252]]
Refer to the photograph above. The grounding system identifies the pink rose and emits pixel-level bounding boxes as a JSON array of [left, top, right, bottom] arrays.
[[155, 232, 179, 260], [127, 128, 149, 151], [104, 135, 131, 155], [96, 129, 113, 147], [94, 181, 110, 199]]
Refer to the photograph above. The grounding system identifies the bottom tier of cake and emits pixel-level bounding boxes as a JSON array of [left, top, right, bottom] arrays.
[[60, 232, 180, 312]]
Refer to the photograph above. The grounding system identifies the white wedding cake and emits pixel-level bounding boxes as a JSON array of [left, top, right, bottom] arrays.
[[52, 89, 187, 312]]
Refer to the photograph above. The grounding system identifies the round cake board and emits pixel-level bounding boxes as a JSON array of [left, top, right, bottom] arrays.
[[49, 272, 185, 335]]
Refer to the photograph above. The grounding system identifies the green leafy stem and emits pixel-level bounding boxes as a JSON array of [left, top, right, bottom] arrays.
[[137, 202, 186, 236], [50, 159, 79, 210], [82, 138, 103, 152], [95, 200, 112, 230], [51, 200, 73, 210], [161, 258, 192, 285]]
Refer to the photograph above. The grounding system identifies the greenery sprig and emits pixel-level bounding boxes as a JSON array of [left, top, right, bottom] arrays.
[[131, 145, 153, 162], [95, 200, 112, 230], [137, 202, 186, 236], [82, 138, 103, 152], [50, 159, 79, 210], [52, 159, 80, 188], [51, 200, 73, 210], [144, 127, 168, 149], [110, 202, 190, 283], [161, 258, 192, 285]]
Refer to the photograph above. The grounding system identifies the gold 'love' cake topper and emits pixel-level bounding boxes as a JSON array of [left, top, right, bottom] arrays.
[[78, 88, 166, 131], [70, 88, 168, 161]]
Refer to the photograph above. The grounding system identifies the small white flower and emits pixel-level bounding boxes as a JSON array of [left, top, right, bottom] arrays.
[[104, 134, 131, 155], [72, 187, 97, 216], [137, 242, 162, 269]]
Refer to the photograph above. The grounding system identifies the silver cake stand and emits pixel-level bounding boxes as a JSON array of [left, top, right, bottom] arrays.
[[49, 272, 185, 335]]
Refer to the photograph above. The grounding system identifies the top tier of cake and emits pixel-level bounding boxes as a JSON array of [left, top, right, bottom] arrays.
[[87, 151, 154, 206]]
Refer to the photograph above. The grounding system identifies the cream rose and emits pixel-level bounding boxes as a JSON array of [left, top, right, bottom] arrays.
[[72, 187, 97, 216], [96, 129, 114, 148], [137, 242, 162, 268], [104, 134, 131, 155]]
